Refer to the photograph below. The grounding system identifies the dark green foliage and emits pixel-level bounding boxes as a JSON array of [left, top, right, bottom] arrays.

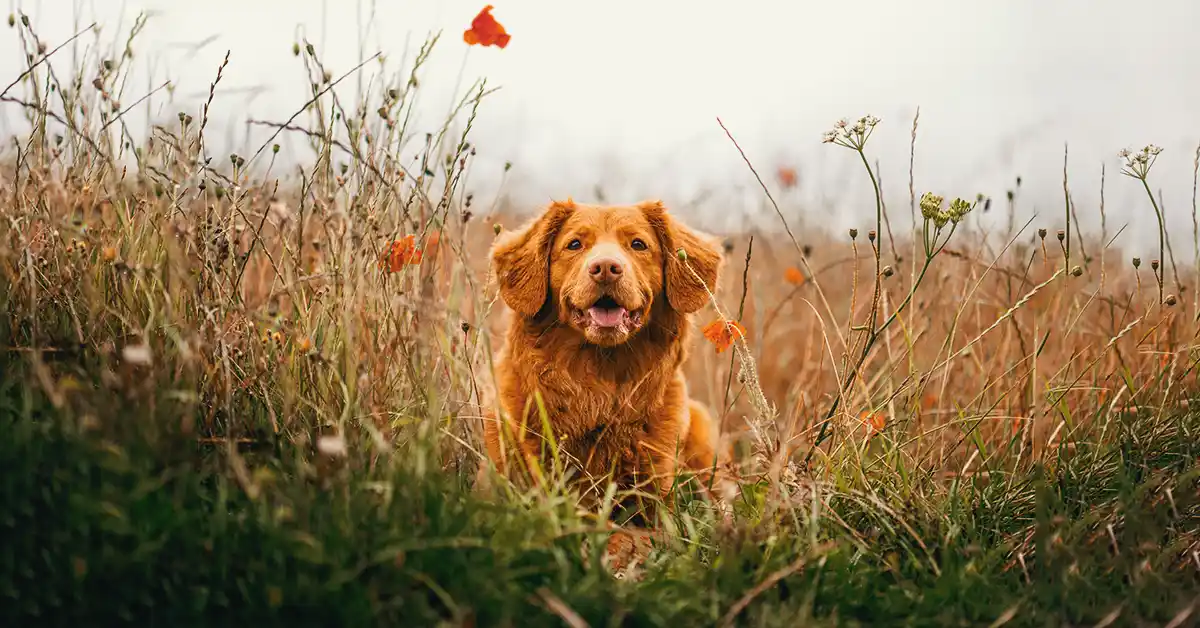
[[1, 357, 1197, 627]]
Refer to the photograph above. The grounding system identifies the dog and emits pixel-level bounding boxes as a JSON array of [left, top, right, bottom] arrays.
[[483, 198, 731, 522]]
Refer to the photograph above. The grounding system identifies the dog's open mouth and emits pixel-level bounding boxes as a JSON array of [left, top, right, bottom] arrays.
[[574, 295, 645, 333], [587, 295, 628, 328]]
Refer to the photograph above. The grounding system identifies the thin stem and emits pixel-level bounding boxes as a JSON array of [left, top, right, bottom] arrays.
[[1141, 177, 1165, 307], [859, 148, 884, 331]]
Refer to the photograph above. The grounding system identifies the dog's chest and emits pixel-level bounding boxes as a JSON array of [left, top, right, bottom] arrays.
[[541, 377, 656, 437]]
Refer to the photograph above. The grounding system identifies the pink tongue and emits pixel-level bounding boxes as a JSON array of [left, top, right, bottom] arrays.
[[587, 306, 627, 328]]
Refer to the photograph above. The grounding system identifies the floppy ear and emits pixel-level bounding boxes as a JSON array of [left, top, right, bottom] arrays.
[[490, 200, 575, 317], [640, 200, 723, 314]]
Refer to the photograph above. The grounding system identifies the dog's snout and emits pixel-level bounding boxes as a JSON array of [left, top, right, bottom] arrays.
[[588, 256, 625, 283]]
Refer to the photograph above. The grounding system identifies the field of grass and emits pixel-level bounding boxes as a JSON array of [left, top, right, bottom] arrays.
[[2, 14, 1199, 627]]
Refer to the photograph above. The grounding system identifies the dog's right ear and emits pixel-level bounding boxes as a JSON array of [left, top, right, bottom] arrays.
[[490, 200, 575, 317]]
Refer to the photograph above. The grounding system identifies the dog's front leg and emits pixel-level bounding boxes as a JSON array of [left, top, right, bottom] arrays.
[[483, 406, 547, 487], [638, 408, 685, 502]]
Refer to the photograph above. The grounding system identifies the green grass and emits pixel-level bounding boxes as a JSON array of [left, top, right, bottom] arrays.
[[2, 348, 1198, 626]]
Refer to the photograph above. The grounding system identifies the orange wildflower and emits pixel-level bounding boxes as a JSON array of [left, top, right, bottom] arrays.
[[463, 5, 511, 49], [702, 318, 747, 353], [379, 235, 423, 272], [777, 166, 798, 189], [784, 266, 805, 286], [859, 410, 886, 434]]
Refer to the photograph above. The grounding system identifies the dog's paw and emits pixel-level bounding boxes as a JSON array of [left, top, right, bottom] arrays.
[[602, 528, 655, 581]]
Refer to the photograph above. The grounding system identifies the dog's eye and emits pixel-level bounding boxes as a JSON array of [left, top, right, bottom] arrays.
[[566, 239, 583, 251], [630, 238, 648, 251]]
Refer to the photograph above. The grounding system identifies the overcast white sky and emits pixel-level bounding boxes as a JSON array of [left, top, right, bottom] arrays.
[[8, 0, 1200, 255]]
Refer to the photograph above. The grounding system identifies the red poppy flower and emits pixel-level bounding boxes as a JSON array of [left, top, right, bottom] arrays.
[[379, 235, 423, 272], [464, 5, 511, 49], [702, 318, 747, 353]]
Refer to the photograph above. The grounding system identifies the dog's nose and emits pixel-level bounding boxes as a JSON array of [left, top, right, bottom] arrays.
[[588, 257, 624, 283]]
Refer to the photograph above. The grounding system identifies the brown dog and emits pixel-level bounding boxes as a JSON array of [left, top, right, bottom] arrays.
[[484, 198, 729, 519]]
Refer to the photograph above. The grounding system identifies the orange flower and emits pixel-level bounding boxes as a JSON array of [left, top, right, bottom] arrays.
[[859, 410, 886, 434], [702, 318, 747, 353], [921, 393, 937, 410], [784, 266, 805, 286], [379, 235, 423, 272], [464, 5, 511, 48], [777, 166, 798, 189]]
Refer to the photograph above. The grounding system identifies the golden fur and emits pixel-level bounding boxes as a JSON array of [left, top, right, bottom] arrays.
[[484, 198, 728, 515]]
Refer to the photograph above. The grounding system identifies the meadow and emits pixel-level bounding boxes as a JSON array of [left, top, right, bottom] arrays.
[[1, 13, 1199, 627]]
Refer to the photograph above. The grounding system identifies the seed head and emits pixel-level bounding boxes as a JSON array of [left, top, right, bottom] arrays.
[[919, 192, 944, 219], [1166, 294, 1178, 306], [1038, 228, 1047, 239], [1070, 266, 1083, 277], [1056, 230, 1065, 242], [947, 198, 974, 224], [493, 223, 502, 235], [677, 248, 688, 261], [920, 192, 949, 228], [1132, 257, 1141, 268], [848, 228, 858, 240], [882, 266, 894, 278], [292, 42, 300, 57], [868, 230, 877, 243]]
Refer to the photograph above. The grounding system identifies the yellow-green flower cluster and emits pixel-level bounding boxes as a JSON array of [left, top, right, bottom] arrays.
[[920, 193, 975, 229]]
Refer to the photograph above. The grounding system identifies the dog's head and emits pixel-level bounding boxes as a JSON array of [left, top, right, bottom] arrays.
[[491, 199, 722, 347]]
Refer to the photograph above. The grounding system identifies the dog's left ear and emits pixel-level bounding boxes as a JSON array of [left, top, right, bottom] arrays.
[[640, 200, 723, 314]]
